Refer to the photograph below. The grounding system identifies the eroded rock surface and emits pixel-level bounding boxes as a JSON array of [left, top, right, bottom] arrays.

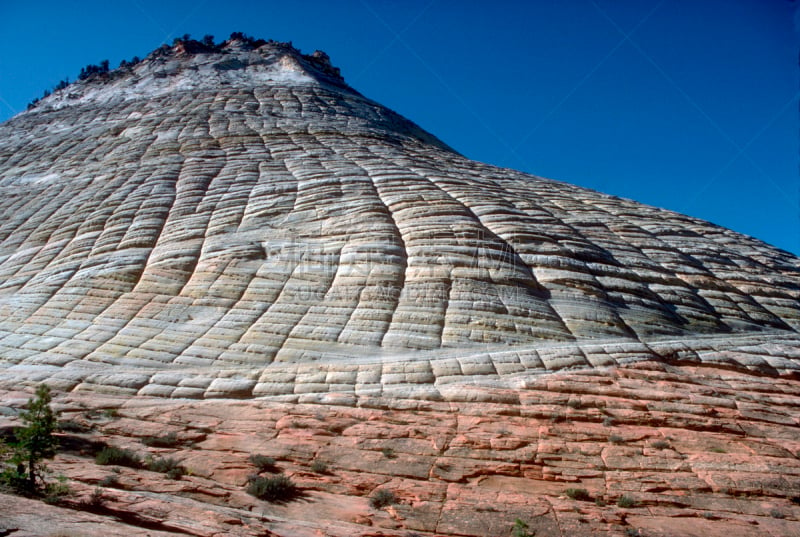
[[0, 40, 799, 398], [2, 362, 800, 536], [0, 38, 799, 536]]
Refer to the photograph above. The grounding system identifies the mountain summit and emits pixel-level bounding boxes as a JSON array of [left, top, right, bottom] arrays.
[[0, 38, 798, 399]]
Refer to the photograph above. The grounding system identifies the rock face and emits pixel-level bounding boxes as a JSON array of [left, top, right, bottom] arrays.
[[1, 39, 799, 399], [0, 38, 799, 536], [2, 363, 800, 537]]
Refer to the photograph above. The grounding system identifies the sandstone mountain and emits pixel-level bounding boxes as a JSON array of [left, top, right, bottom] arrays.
[[0, 38, 799, 536]]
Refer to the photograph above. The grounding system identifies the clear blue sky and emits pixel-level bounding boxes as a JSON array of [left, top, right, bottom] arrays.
[[1, 1, 798, 254]]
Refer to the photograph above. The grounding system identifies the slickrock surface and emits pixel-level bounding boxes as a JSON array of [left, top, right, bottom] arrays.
[[1, 40, 800, 398], [2, 361, 800, 537], [0, 38, 799, 536]]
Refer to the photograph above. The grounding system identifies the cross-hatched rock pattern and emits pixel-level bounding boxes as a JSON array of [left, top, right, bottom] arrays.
[[0, 40, 799, 398]]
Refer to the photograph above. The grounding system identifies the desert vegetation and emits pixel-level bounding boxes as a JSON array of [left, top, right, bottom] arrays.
[[246, 474, 300, 502], [0, 385, 59, 496]]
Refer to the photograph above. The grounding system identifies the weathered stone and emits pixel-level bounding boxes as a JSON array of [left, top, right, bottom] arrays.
[[0, 36, 799, 537]]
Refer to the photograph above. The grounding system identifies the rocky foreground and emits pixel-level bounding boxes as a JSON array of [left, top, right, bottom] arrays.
[[2, 359, 800, 537]]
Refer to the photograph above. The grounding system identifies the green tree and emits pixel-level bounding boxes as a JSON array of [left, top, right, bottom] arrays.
[[12, 385, 59, 492]]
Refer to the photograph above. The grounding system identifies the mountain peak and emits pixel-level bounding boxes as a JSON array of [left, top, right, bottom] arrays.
[[25, 35, 350, 114], [13, 34, 454, 151]]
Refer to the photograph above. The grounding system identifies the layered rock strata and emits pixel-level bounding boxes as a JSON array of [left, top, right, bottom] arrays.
[[0, 40, 798, 398], [2, 361, 800, 537]]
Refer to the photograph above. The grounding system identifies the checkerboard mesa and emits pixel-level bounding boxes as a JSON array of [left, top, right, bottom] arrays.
[[0, 36, 799, 400]]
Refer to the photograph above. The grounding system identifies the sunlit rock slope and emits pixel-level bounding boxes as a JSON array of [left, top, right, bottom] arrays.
[[0, 38, 799, 400]]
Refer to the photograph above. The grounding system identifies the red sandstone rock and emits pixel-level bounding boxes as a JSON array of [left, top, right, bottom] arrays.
[[1, 362, 798, 536]]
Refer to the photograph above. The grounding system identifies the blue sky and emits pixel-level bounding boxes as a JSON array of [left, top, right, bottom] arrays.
[[1, 0, 798, 254]]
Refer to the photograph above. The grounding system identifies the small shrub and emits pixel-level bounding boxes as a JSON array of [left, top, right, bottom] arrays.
[[609, 434, 625, 444], [617, 494, 635, 508], [566, 399, 582, 409], [381, 447, 397, 459], [595, 497, 607, 507], [709, 447, 726, 453], [146, 456, 185, 479], [43, 475, 70, 504], [141, 431, 180, 448], [565, 488, 592, 501], [512, 518, 534, 537], [770, 509, 785, 519], [99, 474, 119, 488], [249, 454, 278, 472], [602, 417, 615, 427], [702, 512, 717, 520], [246, 475, 299, 502], [651, 440, 670, 450], [95, 447, 142, 468], [166, 467, 185, 480], [101, 409, 119, 419], [87, 487, 105, 507], [310, 460, 329, 474], [370, 488, 397, 509]]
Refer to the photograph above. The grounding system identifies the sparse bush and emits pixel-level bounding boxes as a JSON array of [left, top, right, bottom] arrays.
[[43, 474, 70, 504], [567, 399, 582, 409], [370, 488, 397, 509], [310, 460, 329, 474], [565, 488, 592, 501], [95, 446, 142, 468], [512, 518, 534, 537], [43, 485, 70, 505], [651, 440, 670, 450], [246, 475, 299, 502], [609, 434, 625, 444], [617, 494, 635, 508], [249, 454, 278, 472], [141, 431, 180, 448], [87, 486, 105, 507], [770, 509, 785, 519], [381, 447, 397, 459], [99, 474, 120, 488], [146, 456, 185, 479], [603, 417, 615, 427], [709, 447, 726, 453]]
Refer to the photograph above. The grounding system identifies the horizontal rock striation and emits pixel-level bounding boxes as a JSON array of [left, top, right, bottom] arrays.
[[0, 40, 799, 398], [2, 361, 800, 536]]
